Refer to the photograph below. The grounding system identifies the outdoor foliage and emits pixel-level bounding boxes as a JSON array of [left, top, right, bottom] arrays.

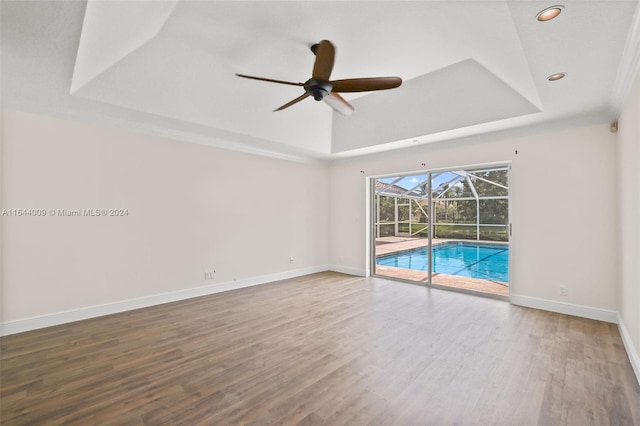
[[395, 223, 508, 241], [375, 169, 509, 241]]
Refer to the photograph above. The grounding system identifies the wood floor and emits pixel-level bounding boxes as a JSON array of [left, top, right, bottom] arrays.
[[2, 272, 639, 425]]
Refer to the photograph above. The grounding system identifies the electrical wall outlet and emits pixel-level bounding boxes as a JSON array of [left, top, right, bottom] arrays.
[[559, 286, 568, 296], [289, 257, 294, 263]]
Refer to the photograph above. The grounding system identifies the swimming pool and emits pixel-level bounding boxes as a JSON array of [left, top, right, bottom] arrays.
[[376, 242, 509, 283]]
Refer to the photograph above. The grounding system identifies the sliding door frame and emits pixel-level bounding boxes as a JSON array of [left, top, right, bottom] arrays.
[[368, 161, 512, 299]]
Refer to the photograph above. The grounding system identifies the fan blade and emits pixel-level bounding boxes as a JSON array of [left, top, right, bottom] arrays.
[[274, 93, 311, 111], [323, 93, 354, 116], [311, 40, 335, 80], [331, 77, 402, 93], [236, 73, 304, 87]]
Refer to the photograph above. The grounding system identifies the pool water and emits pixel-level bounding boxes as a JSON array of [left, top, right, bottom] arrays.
[[376, 242, 509, 283]]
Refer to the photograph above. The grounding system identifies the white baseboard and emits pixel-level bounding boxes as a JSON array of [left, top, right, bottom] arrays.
[[617, 314, 640, 385], [0, 265, 329, 336], [328, 264, 367, 277], [509, 294, 619, 323]]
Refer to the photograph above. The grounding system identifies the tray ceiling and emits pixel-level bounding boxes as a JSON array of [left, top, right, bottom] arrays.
[[3, 1, 639, 160]]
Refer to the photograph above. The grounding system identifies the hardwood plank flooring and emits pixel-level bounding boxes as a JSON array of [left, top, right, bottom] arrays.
[[1, 272, 639, 425]]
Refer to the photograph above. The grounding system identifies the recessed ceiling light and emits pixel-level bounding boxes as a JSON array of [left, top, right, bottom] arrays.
[[547, 72, 567, 81], [537, 5, 563, 22]]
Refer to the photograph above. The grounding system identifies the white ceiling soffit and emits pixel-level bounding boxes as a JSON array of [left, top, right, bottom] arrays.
[[70, 1, 179, 95], [331, 59, 540, 153], [3, 1, 639, 161]]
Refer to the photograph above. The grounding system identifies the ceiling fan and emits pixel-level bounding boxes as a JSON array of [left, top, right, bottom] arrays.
[[236, 40, 402, 116]]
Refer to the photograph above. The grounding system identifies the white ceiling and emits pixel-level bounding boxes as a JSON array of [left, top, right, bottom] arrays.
[[3, 1, 639, 161]]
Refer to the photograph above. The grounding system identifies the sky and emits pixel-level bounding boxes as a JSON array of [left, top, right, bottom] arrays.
[[376, 168, 509, 197], [378, 172, 460, 192]]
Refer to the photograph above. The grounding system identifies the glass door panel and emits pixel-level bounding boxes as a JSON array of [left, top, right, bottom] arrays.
[[372, 165, 510, 298]]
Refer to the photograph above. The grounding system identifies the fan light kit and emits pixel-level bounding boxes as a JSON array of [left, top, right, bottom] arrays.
[[547, 72, 567, 81], [236, 40, 402, 115], [536, 5, 563, 22]]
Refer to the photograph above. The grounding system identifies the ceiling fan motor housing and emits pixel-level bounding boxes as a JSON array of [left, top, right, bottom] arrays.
[[305, 79, 333, 101]]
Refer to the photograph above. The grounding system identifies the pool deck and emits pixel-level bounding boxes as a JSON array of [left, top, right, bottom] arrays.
[[375, 237, 509, 298]]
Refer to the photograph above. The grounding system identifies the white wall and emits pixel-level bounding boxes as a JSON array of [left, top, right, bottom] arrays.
[[329, 121, 619, 311], [0, 104, 631, 349], [617, 66, 640, 371], [1, 109, 329, 325]]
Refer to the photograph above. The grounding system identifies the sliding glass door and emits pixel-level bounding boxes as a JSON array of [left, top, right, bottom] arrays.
[[372, 165, 510, 298]]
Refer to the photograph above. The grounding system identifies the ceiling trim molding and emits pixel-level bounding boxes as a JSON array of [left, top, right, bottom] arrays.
[[610, 0, 640, 118], [95, 119, 329, 165], [330, 112, 611, 164], [9, 105, 328, 165]]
